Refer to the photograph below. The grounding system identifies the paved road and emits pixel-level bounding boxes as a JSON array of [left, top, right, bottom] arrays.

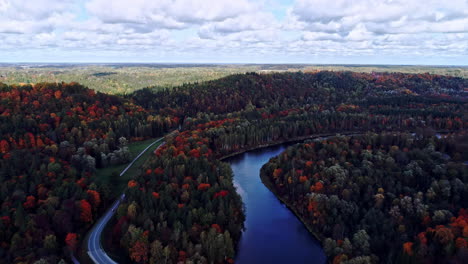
[[87, 194, 125, 264], [87, 137, 166, 264]]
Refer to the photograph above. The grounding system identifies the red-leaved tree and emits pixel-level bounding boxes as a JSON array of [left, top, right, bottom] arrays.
[[80, 199, 92, 223]]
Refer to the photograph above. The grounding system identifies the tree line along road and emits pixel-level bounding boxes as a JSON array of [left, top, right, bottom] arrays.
[[86, 136, 169, 264]]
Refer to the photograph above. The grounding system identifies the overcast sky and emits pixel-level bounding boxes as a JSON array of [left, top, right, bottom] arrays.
[[1, 0, 467, 65]]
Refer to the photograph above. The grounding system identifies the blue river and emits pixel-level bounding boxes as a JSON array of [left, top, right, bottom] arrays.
[[226, 144, 326, 264]]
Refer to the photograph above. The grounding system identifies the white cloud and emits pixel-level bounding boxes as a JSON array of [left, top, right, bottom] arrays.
[[0, 0, 466, 64], [290, 0, 468, 35], [198, 12, 278, 38], [86, 0, 257, 27], [284, 0, 467, 62]]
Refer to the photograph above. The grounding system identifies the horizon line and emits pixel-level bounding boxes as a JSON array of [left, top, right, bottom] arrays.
[[1, 62, 468, 67]]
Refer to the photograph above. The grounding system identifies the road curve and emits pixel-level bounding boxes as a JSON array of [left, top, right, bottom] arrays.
[[87, 136, 166, 264]]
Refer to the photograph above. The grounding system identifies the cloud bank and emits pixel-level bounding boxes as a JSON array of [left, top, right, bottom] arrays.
[[0, 0, 466, 64]]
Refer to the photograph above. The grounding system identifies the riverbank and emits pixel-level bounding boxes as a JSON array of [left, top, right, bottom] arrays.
[[219, 129, 454, 161], [260, 170, 325, 246], [226, 143, 326, 263], [227, 130, 456, 262], [219, 131, 363, 161], [256, 131, 465, 263]]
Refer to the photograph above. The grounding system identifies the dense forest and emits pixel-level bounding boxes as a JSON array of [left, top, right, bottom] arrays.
[[261, 133, 467, 263], [0, 71, 466, 263], [117, 72, 466, 263], [0, 82, 174, 263]]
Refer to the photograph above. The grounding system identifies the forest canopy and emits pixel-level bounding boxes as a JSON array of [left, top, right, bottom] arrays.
[[261, 133, 467, 263], [0, 70, 466, 263]]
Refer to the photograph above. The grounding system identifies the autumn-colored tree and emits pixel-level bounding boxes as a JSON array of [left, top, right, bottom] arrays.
[[214, 190, 229, 198], [79, 199, 93, 223], [272, 168, 283, 179], [211, 224, 222, 233], [403, 242, 414, 256], [418, 232, 427, 245], [128, 180, 138, 188], [314, 182, 324, 192], [87, 190, 101, 208], [23, 195, 36, 209], [153, 167, 164, 175], [434, 226, 454, 245], [65, 233, 78, 251], [130, 241, 148, 263], [54, 90, 62, 99], [0, 139, 10, 154], [188, 148, 201, 158], [197, 183, 211, 190]]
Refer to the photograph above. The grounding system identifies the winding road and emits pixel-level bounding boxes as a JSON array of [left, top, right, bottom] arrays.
[[87, 136, 166, 264]]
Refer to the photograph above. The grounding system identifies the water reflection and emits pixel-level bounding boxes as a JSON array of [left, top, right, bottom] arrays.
[[226, 144, 326, 264]]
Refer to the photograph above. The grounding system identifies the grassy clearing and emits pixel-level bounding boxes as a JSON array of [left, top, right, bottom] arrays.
[[79, 138, 161, 263], [94, 138, 161, 197]]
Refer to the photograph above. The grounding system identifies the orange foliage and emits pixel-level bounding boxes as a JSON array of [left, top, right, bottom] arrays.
[[129, 241, 148, 263], [128, 180, 138, 188], [403, 242, 413, 256], [54, 90, 62, 99], [197, 183, 211, 190], [32, 100, 40, 108], [87, 190, 101, 208], [23, 195, 36, 209], [314, 182, 324, 192], [36, 137, 44, 147], [272, 168, 283, 179], [333, 254, 346, 264], [189, 148, 201, 158], [308, 200, 318, 212]]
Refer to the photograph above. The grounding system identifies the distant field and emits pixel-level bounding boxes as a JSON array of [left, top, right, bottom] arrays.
[[1, 63, 467, 94]]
